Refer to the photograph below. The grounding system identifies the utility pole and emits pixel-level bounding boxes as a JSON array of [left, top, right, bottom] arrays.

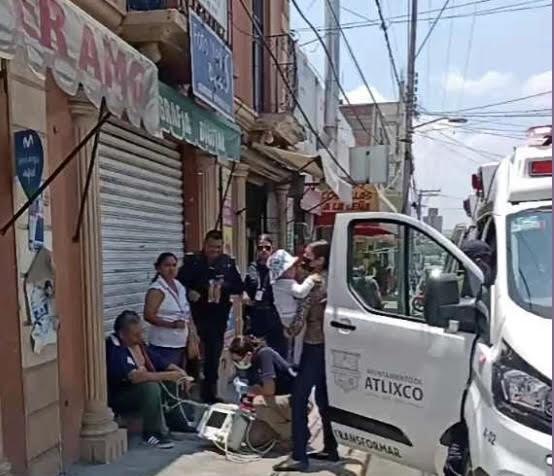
[[323, 0, 340, 152], [414, 189, 441, 220], [401, 0, 418, 214]]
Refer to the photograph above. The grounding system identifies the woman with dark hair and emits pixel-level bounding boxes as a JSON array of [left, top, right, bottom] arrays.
[[243, 234, 288, 358], [229, 335, 295, 446], [144, 253, 199, 367], [274, 240, 338, 472]]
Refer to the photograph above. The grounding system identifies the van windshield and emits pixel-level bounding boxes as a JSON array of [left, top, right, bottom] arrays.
[[507, 207, 552, 319]]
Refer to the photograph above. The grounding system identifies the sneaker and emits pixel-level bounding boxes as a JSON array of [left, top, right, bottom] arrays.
[[308, 450, 340, 462], [272, 457, 309, 472], [143, 435, 175, 449]]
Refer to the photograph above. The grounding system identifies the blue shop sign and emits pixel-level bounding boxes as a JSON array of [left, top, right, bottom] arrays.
[[14, 129, 44, 200], [189, 11, 234, 119]]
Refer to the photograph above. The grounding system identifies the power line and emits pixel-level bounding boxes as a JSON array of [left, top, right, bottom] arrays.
[[441, 0, 455, 110], [451, 127, 528, 139], [341, 4, 373, 22], [290, 0, 375, 143], [424, 0, 433, 104], [293, 0, 550, 33], [463, 117, 545, 129], [415, 130, 501, 162], [299, 0, 495, 30], [426, 107, 553, 116], [457, 1, 478, 108], [424, 90, 552, 114], [236, 0, 356, 185], [322, 0, 395, 144], [458, 107, 552, 115], [374, 0, 404, 91], [435, 130, 503, 158], [344, 0, 493, 23], [416, 0, 451, 57]]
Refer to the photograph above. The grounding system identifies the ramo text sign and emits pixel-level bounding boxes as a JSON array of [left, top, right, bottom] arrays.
[[0, 0, 159, 134]]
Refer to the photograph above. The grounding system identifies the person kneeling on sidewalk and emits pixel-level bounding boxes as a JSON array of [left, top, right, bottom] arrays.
[[106, 310, 194, 449], [229, 335, 295, 449]]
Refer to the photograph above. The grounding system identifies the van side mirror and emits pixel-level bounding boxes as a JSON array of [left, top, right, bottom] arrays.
[[424, 273, 478, 333]]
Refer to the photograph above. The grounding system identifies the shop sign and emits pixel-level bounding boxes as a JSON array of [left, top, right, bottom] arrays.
[[315, 184, 379, 227], [0, 0, 159, 135], [159, 82, 240, 160], [198, 0, 228, 32], [14, 129, 45, 250], [14, 130, 43, 200], [24, 248, 58, 354], [189, 11, 234, 119]]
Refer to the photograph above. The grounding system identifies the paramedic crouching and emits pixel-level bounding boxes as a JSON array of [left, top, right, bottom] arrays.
[[106, 310, 193, 449], [229, 335, 295, 448]]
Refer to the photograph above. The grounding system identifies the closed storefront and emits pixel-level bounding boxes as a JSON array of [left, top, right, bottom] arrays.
[[98, 120, 184, 333]]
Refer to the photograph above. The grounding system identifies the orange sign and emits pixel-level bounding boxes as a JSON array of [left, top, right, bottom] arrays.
[[316, 184, 379, 227]]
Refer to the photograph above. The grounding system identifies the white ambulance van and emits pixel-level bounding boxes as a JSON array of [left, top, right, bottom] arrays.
[[325, 126, 552, 475]]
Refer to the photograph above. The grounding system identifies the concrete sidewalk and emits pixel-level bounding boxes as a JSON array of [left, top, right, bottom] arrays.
[[66, 435, 369, 476]]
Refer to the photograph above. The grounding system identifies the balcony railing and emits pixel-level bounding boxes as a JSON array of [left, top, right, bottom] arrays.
[[127, 0, 185, 10], [265, 33, 298, 114]]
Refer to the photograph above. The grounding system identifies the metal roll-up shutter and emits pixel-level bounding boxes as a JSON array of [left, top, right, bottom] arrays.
[[99, 120, 184, 333]]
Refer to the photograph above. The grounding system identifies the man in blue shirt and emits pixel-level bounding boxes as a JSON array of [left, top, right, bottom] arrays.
[[106, 310, 191, 449]]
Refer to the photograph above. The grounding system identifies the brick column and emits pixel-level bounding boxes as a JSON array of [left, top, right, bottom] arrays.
[[69, 98, 127, 463], [0, 401, 11, 476], [275, 183, 291, 249], [196, 154, 219, 238], [232, 163, 249, 274]]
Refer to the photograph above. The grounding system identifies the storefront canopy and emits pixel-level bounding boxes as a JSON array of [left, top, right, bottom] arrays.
[[0, 0, 160, 135], [252, 143, 324, 179]]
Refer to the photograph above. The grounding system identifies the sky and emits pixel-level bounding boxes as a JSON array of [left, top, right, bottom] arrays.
[[290, 0, 552, 229]]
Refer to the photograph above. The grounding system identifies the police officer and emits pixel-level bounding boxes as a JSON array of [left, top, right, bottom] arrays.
[[243, 234, 288, 359], [177, 230, 244, 403]]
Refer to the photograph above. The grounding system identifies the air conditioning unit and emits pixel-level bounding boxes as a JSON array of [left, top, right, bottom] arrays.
[[349, 145, 389, 184]]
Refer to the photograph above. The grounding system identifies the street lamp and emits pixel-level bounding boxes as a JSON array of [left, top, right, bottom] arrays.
[[413, 117, 468, 130]]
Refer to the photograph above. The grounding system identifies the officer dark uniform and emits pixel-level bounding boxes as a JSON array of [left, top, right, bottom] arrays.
[[177, 250, 243, 403], [243, 261, 288, 359]]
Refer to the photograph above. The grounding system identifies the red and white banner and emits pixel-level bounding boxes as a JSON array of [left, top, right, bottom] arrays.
[[0, 0, 160, 135], [315, 184, 380, 227]]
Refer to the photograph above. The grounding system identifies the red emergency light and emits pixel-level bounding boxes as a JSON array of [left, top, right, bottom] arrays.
[[529, 159, 552, 177], [471, 173, 483, 191]]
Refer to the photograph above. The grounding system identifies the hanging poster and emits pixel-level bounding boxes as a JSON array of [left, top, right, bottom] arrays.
[[14, 129, 44, 200], [28, 197, 44, 251], [24, 248, 58, 353]]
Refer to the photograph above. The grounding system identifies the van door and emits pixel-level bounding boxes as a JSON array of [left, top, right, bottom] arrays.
[[325, 213, 483, 473]]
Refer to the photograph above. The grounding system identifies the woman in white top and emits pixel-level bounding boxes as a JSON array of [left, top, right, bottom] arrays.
[[268, 249, 319, 364], [144, 252, 198, 367]]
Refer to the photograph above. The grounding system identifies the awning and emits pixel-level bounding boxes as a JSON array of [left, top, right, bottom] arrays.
[[252, 143, 324, 179], [159, 82, 241, 160], [376, 187, 399, 213], [0, 0, 160, 135]]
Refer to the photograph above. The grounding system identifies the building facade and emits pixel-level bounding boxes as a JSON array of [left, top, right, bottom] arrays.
[[340, 101, 406, 211], [0, 1, 344, 474]]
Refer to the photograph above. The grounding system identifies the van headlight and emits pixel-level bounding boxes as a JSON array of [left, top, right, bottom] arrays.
[[492, 342, 551, 434]]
